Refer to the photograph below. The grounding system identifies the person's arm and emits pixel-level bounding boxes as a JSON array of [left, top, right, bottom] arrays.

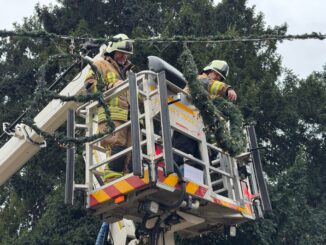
[[84, 70, 97, 93], [84, 60, 124, 92], [200, 78, 237, 101], [225, 87, 237, 101], [84, 60, 104, 93]]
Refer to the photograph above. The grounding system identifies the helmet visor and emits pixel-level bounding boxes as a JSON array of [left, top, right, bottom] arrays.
[[118, 40, 133, 54]]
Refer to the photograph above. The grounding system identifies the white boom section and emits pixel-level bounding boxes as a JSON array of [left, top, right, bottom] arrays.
[[0, 47, 106, 186]]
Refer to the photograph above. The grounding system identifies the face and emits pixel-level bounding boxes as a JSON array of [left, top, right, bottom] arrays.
[[113, 51, 128, 65], [208, 70, 223, 81]]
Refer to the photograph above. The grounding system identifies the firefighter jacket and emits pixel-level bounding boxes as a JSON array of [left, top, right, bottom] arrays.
[[84, 57, 134, 122], [197, 73, 232, 97]]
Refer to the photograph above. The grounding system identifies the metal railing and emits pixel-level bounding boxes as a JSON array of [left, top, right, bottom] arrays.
[[74, 70, 260, 209]]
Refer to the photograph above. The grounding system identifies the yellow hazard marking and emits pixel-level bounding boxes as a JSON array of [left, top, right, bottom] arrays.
[[167, 96, 195, 116], [92, 190, 111, 203], [114, 180, 134, 193], [186, 182, 199, 194], [218, 199, 251, 215], [142, 170, 150, 183], [163, 174, 179, 187], [243, 203, 253, 215]]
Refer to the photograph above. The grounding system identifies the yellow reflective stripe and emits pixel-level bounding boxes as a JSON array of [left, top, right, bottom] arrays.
[[97, 106, 105, 114], [115, 97, 119, 107], [210, 81, 223, 95], [103, 106, 128, 121], [86, 69, 94, 79], [107, 72, 117, 84], [98, 103, 128, 121], [92, 84, 98, 93], [107, 72, 112, 83], [210, 81, 218, 94], [108, 97, 115, 107], [112, 72, 116, 83]]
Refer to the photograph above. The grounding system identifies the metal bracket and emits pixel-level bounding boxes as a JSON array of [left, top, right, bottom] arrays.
[[168, 93, 181, 105], [19, 124, 47, 148], [2, 122, 15, 136]]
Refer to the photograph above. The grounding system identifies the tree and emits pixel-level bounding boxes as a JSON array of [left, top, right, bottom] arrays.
[[0, 0, 325, 244]]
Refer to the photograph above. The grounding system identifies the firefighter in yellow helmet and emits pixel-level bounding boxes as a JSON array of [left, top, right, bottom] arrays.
[[173, 60, 237, 165], [199, 60, 237, 101], [84, 34, 134, 181]]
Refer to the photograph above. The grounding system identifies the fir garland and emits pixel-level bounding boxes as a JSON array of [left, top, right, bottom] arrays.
[[179, 43, 246, 156], [22, 54, 115, 145], [1, 29, 325, 43]]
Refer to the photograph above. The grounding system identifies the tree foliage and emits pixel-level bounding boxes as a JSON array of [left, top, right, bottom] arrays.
[[0, 0, 325, 244]]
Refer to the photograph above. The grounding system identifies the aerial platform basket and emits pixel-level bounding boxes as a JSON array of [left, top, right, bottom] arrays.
[[71, 56, 270, 239]]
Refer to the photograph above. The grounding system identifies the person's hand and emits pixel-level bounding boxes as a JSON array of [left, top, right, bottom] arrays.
[[85, 79, 96, 92], [227, 89, 237, 101]]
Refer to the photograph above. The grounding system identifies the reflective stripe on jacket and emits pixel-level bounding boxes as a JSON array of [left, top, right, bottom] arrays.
[[197, 73, 231, 97], [84, 57, 133, 122]]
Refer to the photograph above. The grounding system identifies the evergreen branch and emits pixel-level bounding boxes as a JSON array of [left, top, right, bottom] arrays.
[[179, 43, 246, 156], [21, 53, 115, 145]]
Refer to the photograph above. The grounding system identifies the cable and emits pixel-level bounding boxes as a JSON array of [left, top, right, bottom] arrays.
[[160, 162, 186, 210], [150, 217, 162, 245]]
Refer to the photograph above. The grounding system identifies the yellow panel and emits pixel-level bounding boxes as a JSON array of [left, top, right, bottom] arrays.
[[163, 174, 179, 187], [219, 199, 250, 214], [186, 182, 199, 194], [142, 170, 150, 184], [114, 180, 134, 193], [243, 203, 253, 215], [92, 190, 111, 203], [167, 96, 195, 116]]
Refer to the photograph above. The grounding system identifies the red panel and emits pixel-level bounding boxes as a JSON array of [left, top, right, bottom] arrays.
[[213, 197, 222, 205], [89, 195, 99, 207], [103, 185, 121, 198], [157, 169, 165, 182], [195, 186, 208, 197], [126, 176, 147, 189]]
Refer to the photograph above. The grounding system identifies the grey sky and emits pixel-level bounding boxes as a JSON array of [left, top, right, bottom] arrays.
[[247, 0, 326, 78], [1, 0, 325, 78]]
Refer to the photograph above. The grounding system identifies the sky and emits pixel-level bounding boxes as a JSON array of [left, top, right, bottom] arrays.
[[0, 0, 325, 78]]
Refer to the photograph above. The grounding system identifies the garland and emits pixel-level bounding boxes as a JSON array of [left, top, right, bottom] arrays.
[[22, 54, 115, 145], [179, 43, 246, 156], [1, 29, 325, 43]]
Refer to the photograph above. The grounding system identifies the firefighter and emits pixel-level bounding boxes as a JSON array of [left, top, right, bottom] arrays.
[[85, 33, 134, 181], [199, 60, 237, 101], [173, 60, 237, 165]]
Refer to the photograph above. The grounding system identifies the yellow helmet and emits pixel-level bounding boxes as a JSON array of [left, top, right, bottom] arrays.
[[105, 34, 133, 55], [203, 60, 229, 80]]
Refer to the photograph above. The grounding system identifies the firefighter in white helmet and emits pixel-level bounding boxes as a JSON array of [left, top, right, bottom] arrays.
[[173, 60, 237, 165], [84, 33, 134, 182], [200, 60, 237, 101]]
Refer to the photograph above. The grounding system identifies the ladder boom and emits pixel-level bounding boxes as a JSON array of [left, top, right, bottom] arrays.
[[0, 48, 105, 185]]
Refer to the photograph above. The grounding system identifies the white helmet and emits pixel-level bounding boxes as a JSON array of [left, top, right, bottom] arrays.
[[203, 60, 229, 80], [105, 33, 133, 55]]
